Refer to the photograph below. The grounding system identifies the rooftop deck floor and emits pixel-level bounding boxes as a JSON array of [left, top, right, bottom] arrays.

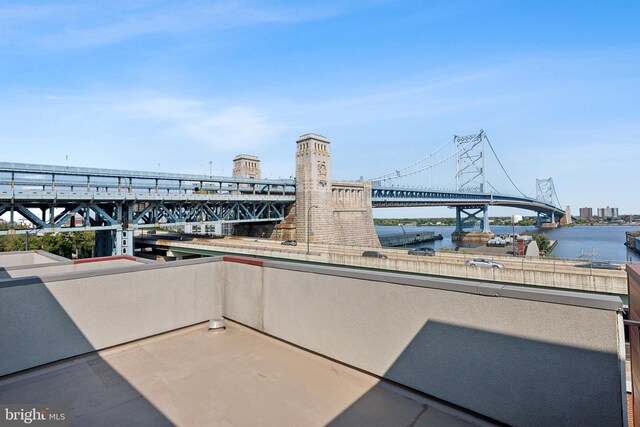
[[0, 321, 495, 426]]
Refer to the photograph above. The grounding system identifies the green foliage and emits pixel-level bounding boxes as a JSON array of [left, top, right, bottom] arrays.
[[533, 234, 551, 253], [522, 232, 551, 254], [0, 228, 94, 259], [374, 218, 457, 226]]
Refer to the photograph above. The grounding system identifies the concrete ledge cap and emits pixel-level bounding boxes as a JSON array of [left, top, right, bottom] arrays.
[[296, 133, 330, 143], [233, 154, 260, 161], [261, 259, 623, 311], [0, 256, 224, 288], [3, 261, 71, 271], [35, 250, 72, 263]]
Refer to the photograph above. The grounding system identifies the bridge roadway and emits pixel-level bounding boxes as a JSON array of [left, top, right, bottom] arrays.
[[371, 186, 565, 218], [138, 234, 626, 296]]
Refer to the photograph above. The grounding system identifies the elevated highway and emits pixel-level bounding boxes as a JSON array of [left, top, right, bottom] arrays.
[[138, 235, 626, 297]]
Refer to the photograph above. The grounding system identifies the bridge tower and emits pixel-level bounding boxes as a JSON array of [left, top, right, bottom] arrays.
[[233, 155, 261, 179], [295, 134, 334, 245], [452, 130, 492, 241], [295, 133, 379, 247], [535, 178, 559, 227]]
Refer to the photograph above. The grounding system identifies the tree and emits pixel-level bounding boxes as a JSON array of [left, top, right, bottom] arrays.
[[0, 229, 94, 259]]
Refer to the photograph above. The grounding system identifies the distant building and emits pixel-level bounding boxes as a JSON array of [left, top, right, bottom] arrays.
[[64, 213, 84, 228], [597, 206, 618, 218], [579, 207, 592, 219]]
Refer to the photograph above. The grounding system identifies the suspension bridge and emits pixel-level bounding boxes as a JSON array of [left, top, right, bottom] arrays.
[[0, 130, 566, 255], [368, 130, 565, 235]]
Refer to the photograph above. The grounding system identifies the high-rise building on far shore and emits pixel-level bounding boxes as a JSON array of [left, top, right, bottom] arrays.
[[579, 207, 593, 219], [596, 206, 618, 218]]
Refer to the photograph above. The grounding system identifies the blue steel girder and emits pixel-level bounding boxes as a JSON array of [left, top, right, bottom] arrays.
[[54, 205, 83, 228], [255, 203, 268, 219], [16, 205, 48, 229], [536, 211, 556, 224], [221, 204, 235, 221], [238, 203, 254, 220], [185, 204, 203, 222], [156, 204, 177, 223], [203, 204, 220, 222], [91, 204, 118, 226], [132, 203, 156, 225], [455, 205, 490, 233]]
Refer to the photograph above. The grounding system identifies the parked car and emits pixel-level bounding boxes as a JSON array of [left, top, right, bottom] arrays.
[[281, 240, 297, 246], [408, 247, 435, 256], [362, 251, 388, 259], [575, 261, 622, 270], [465, 258, 504, 269]]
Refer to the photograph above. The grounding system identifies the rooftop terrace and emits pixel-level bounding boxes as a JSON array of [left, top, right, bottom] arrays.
[[0, 321, 489, 426], [0, 251, 628, 426]]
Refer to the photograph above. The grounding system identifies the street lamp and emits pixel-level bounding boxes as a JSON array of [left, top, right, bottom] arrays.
[[511, 215, 516, 257], [209, 161, 213, 178], [24, 229, 40, 251], [307, 205, 318, 255]]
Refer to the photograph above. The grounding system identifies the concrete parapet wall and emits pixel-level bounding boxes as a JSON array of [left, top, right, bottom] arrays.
[[154, 238, 628, 295], [222, 258, 626, 426], [0, 257, 223, 376]]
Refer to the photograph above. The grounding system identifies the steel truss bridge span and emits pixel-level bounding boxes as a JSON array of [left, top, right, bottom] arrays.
[[0, 162, 295, 255]]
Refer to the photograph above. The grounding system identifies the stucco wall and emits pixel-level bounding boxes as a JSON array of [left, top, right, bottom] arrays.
[[0, 258, 223, 376], [222, 259, 626, 427]]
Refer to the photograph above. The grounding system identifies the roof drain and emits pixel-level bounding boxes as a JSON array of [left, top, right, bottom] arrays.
[[208, 317, 226, 332]]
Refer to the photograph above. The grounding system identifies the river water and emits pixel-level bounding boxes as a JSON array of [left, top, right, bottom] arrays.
[[376, 225, 640, 262]]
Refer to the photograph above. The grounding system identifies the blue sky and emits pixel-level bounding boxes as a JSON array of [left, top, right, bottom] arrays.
[[1, 0, 638, 217]]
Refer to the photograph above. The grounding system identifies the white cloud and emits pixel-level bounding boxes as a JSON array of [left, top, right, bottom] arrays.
[[0, 1, 346, 49], [185, 106, 283, 149], [114, 94, 285, 150]]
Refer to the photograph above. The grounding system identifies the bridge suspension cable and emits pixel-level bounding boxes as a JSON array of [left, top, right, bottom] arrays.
[[484, 134, 527, 198], [368, 137, 455, 183]]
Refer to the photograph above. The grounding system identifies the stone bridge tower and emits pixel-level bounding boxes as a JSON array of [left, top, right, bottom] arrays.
[[232, 154, 260, 179], [295, 133, 379, 247], [295, 134, 334, 245]]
